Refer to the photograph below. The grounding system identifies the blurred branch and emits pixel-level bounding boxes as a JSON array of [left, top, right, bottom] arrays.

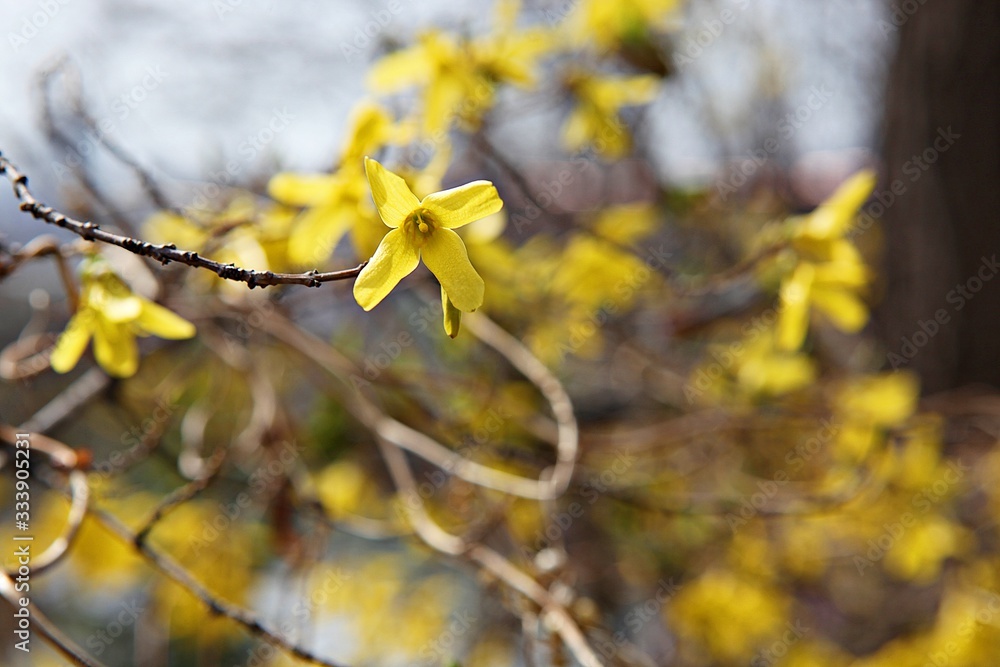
[[262, 311, 574, 500], [0, 152, 366, 289], [90, 507, 351, 667], [464, 311, 579, 497], [0, 425, 89, 577], [0, 235, 79, 309], [0, 572, 106, 667], [18, 367, 110, 434], [260, 311, 606, 667], [133, 445, 227, 546]]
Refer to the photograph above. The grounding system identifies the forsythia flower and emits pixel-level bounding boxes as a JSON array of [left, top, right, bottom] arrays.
[[569, 0, 682, 52], [777, 170, 876, 350], [562, 70, 660, 158], [50, 260, 195, 378], [354, 158, 502, 337], [369, 2, 553, 135], [268, 102, 409, 265]]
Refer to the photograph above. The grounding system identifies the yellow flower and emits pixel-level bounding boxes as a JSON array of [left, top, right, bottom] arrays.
[[268, 102, 409, 265], [776, 170, 876, 350], [50, 260, 195, 378], [836, 372, 919, 429], [792, 169, 877, 258], [269, 167, 379, 266], [354, 158, 502, 332], [569, 0, 682, 53], [369, 5, 554, 135], [562, 70, 660, 158]]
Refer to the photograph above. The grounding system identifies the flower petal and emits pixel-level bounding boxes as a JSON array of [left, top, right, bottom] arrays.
[[423, 75, 466, 135], [441, 285, 462, 338], [777, 264, 815, 350], [100, 292, 143, 323], [368, 45, 432, 92], [94, 316, 138, 378], [353, 228, 420, 311], [49, 311, 94, 374], [421, 228, 484, 311], [805, 169, 877, 238], [288, 205, 354, 266], [422, 181, 503, 229], [268, 173, 337, 207], [136, 301, 196, 339], [364, 158, 420, 228], [812, 286, 869, 333]]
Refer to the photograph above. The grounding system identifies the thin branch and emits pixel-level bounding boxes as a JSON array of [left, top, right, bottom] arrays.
[[0, 152, 366, 289], [0, 572, 106, 667], [261, 312, 571, 500], [133, 445, 228, 546], [261, 311, 604, 667], [18, 367, 110, 435], [464, 311, 579, 497], [0, 235, 79, 309], [0, 425, 89, 577], [39, 61, 143, 239], [90, 508, 351, 667]]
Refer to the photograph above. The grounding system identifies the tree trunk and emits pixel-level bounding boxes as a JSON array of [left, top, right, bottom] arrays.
[[877, 0, 1000, 393]]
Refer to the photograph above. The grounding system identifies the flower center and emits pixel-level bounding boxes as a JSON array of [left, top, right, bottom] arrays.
[[404, 208, 437, 246]]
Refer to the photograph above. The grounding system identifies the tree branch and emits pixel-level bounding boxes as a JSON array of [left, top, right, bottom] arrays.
[[0, 152, 366, 289]]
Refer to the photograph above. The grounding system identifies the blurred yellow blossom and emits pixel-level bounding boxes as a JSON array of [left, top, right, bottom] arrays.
[[268, 102, 410, 265], [562, 69, 659, 158], [50, 258, 195, 378], [568, 0, 682, 53], [777, 170, 876, 350], [670, 568, 790, 663], [369, 2, 554, 134]]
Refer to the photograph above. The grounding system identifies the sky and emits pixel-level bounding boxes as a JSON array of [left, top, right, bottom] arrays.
[[1, 0, 895, 244]]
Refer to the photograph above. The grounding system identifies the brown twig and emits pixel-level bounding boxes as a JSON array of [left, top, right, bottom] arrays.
[[89, 507, 351, 667], [0, 152, 366, 289], [18, 367, 110, 435], [261, 311, 604, 667], [0, 572, 106, 667], [0, 426, 89, 577]]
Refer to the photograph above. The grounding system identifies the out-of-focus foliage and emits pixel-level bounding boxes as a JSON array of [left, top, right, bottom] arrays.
[[2, 0, 998, 666]]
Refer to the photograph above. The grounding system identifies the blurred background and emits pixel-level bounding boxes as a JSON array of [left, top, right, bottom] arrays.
[[2, 0, 999, 665]]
